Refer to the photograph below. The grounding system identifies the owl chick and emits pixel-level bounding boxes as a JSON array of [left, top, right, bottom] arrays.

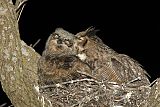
[[42, 28, 76, 57]]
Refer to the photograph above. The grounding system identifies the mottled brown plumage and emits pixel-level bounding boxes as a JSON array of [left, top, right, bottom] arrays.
[[38, 27, 151, 107], [74, 27, 150, 85]]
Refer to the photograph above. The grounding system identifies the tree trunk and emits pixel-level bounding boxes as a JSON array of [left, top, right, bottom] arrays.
[[0, 0, 51, 106]]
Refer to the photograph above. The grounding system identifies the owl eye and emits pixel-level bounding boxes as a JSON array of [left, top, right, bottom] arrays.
[[76, 37, 82, 40], [76, 36, 85, 42], [76, 37, 88, 47], [64, 39, 73, 47], [52, 33, 60, 39]]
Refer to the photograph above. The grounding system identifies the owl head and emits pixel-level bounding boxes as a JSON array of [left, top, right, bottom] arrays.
[[43, 28, 76, 56], [74, 27, 102, 51]]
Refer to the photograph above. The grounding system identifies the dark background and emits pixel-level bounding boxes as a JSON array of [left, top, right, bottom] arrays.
[[0, 0, 159, 106]]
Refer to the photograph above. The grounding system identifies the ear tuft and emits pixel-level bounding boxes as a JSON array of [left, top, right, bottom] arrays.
[[85, 26, 99, 37]]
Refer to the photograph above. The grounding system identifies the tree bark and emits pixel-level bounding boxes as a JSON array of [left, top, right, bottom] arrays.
[[0, 0, 51, 107], [0, 0, 160, 107]]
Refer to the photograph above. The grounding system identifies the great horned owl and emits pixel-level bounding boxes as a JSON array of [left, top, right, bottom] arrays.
[[38, 27, 151, 107], [74, 27, 150, 85]]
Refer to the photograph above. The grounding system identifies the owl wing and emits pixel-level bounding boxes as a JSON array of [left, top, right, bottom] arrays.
[[110, 54, 150, 86]]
